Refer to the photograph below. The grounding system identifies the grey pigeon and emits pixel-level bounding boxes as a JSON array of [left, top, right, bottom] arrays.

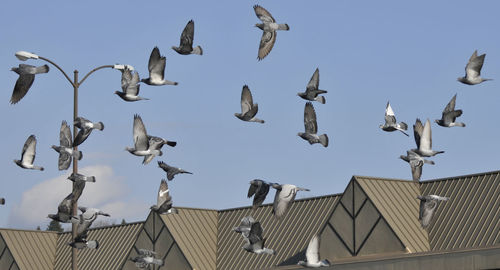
[[150, 179, 178, 214], [417, 195, 449, 228], [73, 116, 104, 147], [144, 135, 176, 165], [412, 119, 444, 157], [458, 50, 491, 85], [51, 121, 82, 170], [130, 249, 164, 269], [233, 216, 256, 239], [235, 85, 265, 123], [48, 193, 77, 223], [172, 20, 203, 55], [254, 5, 289, 60], [298, 102, 328, 147], [242, 221, 275, 255], [141, 47, 178, 86], [14, 135, 44, 171], [272, 184, 310, 219], [126, 115, 167, 165], [298, 68, 327, 104], [298, 235, 330, 268], [115, 67, 149, 102], [71, 206, 110, 236], [379, 102, 409, 136], [69, 239, 99, 250], [0, 198, 5, 205], [10, 64, 49, 104], [247, 179, 274, 210], [68, 172, 96, 183], [400, 150, 435, 183], [435, 94, 465, 128], [158, 161, 192, 181]]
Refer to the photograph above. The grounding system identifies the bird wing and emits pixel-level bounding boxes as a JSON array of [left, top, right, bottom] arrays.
[[420, 119, 432, 150], [273, 185, 295, 219], [148, 136, 166, 150], [306, 68, 320, 91], [253, 182, 270, 208], [420, 199, 437, 228], [148, 47, 165, 81], [413, 119, 423, 149], [121, 67, 132, 90], [138, 249, 156, 257], [247, 181, 259, 198], [179, 20, 195, 49], [133, 115, 149, 151], [58, 151, 71, 170], [304, 102, 318, 134], [254, 5, 275, 23], [73, 128, 92, 147], [410, 159, 423, 182], [58, 193, 74, 215], [60, 121, 72, 147], [240, 85, 254, 114], [258, 31, 276, 61], [21, 135, 37, 165], [443, 94, 457, 114], [465, 50, 485, 78], [248, 222, 264, 245], [11, 74, 35, 104], [305, 235, 320, 264], [157, 179, 170, 207]]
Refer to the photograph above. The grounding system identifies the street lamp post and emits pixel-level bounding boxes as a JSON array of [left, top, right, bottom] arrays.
[[15, 51, 128, 270]]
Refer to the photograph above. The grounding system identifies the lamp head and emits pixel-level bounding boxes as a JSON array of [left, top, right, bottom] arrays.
[[15, 51, 39, 61]]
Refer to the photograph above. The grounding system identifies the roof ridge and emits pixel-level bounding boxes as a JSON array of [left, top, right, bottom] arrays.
[[353, 175, 411, 183], [0, 227, 59, 234], [421, 169, 500, 183]]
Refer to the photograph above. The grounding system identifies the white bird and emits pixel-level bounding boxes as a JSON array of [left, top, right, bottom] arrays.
[[435, 94, 465, 128], [141, 47, 178, 86], [298, 235, 330, 268], [51, 121, 82, 170], [298, 102, 328, 147], [254, 5, 290, 60], [417, 195, 449, 228], [235, 85, 264, 123], [272, 184, 310, 219], [14, 135, 44, 171], [458, 50, 491, 85], [412, 119, 444, 157], [379, 102, 408, 136]]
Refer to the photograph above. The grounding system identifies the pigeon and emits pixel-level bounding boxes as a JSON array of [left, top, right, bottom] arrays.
[[130, 249, 164, 268], [298, 68, 327, 104], [71, 206, 110, 236], [144, 136, 176, 165], [435, 94, 465, 128], [298, 102, 329, 147], [48, 193, 77, 223], [233, 216, 256, 239], [115, 67, 149, 102], [417, 195, 449, 228], [73, 116, 104, 147], [379, 102, 409, 136], [254, 5, 289, 60], [234, 85, 265, 123], [10, 64, 49, 104], [150, 179, 178, 214], [172, 20, 203, 55], [241, 221, 275, 255], [158, 161, 192, 181], [51, 121, 82, 170], [272, 184, 310, 219], [298, 235, 330, 268], [68, 239, 99, 250], [14, 135, 44, 171], [141, 47, 178, 86], [68, 172, 96, 183], [400, 150, 435, 183], [412, 119, 444, 157], [0, 198, 5, 205], [247, 179, 274, 210], [457, 50, 491, 85]]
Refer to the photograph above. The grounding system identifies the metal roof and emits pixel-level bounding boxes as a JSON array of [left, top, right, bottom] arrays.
[[161, 207, 219, 270], [216, 194, 340, 270], [354, 176, 430, 253], [0, 229, 58, 270], [54, 221, 143, 270], [421, 170, 500, 251]]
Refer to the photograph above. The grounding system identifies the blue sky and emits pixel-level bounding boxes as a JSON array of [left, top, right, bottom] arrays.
[[1, 0, 499, 229]]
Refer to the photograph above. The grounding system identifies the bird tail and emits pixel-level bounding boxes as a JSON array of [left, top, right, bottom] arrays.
[[319, 134, 329, 147], [435, 151, 445, 155], [278, 24, 290, 31], [95, 122, 104, 131], [456, 122, 466, 127], [399, 122, 408, 131], [263, 248, 276, 255], [86, 240, 99, 249], [192, 46, 203, 55], [254, 118, 265, 124], [73, 151, 83, 160], [168, 208, 179, 214], [0, 198, 5, 205], [34, 166, 44, 171], [424, 159, 435, 165], [153, 259, 164, 266], [70, 216, 80, 224], [85, 176, 96, 182], [315, 96, 326, 104], [166, 141, 177, 147], [36, 64, 50, 74], [164, 80, 178, 85]]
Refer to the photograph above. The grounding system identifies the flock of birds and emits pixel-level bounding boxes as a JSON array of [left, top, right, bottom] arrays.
[[3, 4, 494, 269]]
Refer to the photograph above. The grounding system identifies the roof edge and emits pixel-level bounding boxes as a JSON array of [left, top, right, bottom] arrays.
[[421, 169, 500, 184], [0, 227, 59, 234]]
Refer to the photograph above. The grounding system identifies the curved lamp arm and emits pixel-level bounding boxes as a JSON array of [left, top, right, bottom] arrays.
[[78, 65, 114, 86], [38, 56, 75, 87]]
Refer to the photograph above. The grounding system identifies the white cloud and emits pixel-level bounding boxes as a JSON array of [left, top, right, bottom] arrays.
[[8, 165, 148, 229]]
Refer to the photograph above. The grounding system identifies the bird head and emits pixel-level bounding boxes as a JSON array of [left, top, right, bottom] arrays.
[[379, 124, 384, 129], [297, 260, 306, 266]]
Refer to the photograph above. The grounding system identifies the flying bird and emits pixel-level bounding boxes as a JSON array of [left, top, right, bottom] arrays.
[[141, 47, 178, 86], [145, 136, 176, 165], [298, 235, 330, 268], [150, 179, 178, 214], [254, 5, 289, 60], [0, 198, 5, 205], [400, 150, 434, 183], [71, 206, 110, 235], [412, 119, 444, 157], [68, 238, 99, 250], [115, 67, 149, 101], [435, 94, 465, 128], [457, 50, 491, 85], [130, 249, 164, 269], [68, 172, 96, 183], [73, 116, 104, 147], [172, 20, 203, 55], [298, 68, 327, 104], [14, 135, 44, 171], [158, 161, 192, 181], [233, 216, 256, 239], [48, 193, 77, 223], [10, 64, 49, 104], [239, 219, 275, 255], [379, 102, 409, 136], [51, 121, 82, 170], [417, 195, 449, 228], [272, 184, 310, 219], [247, 179, 274, 210], [235, 85, 265, 123], [298, 102, 329, 147]]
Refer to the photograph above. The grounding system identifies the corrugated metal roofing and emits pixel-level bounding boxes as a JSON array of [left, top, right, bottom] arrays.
[[161, 207, 219, 270], [355, 176, 430, 253], [421, 170, 500, 251], [0, 229, 58, 270], [216, 194, 340, 270], [54, 222, 143, 270]]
